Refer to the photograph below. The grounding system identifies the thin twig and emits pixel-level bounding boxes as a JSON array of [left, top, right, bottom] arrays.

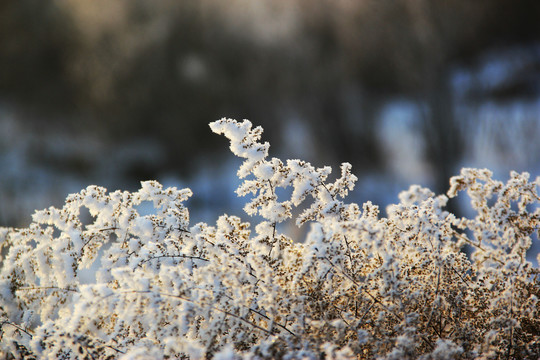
[[104, 344, 125, 354], [99, 227, 119, 232], [140, 254, 209, 264], [1, 321, 33, 338], [319, 183, 335, 201], [448, 264, 470, 286], [358, 300, 375, 325], [16, 286, 78, 293], [343, 235, 354, 265]]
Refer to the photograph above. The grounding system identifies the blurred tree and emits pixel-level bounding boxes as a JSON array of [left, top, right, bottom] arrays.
[[0, 0, 78, 118], [298, 0, 540, 197], [1, 0, 539, 195]]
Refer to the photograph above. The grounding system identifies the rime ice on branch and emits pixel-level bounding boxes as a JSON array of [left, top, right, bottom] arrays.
[[0, 119, 538, 359], [210, 118, 358, 226]]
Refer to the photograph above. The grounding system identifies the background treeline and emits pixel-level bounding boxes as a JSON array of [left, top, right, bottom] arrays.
[[0, 0, 539, 226]]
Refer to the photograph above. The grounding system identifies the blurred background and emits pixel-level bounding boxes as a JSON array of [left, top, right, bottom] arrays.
[[1, 0, 539, 252]]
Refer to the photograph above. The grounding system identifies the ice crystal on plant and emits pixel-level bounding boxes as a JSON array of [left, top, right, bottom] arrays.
[[0, 119, 538, 359]]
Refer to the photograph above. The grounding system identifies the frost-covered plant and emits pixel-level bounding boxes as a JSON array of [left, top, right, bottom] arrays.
[[0, 118, 538, 359]]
